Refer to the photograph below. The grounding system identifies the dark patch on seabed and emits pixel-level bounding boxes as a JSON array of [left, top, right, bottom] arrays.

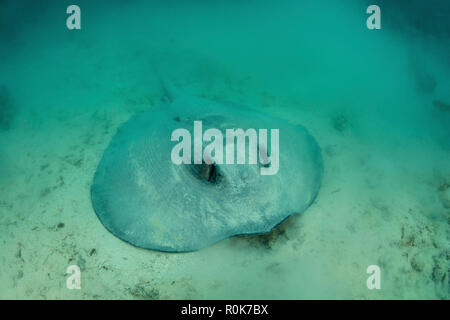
[[231, 216, 297, 249]]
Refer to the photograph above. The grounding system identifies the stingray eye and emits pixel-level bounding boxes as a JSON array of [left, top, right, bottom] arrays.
[[258, 144, 271, 168], [188, 162, 223, 185], [189, 152, 223, 184], [199, 162, 220, 183]]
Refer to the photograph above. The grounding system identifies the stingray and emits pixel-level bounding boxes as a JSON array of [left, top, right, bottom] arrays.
[[91, 73, 323, 252]]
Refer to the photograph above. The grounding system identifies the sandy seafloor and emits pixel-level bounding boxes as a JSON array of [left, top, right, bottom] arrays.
[[0, 0, 449, 299]]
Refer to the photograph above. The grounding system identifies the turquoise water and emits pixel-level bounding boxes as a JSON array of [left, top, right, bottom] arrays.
[[0, 0, 448, 299]]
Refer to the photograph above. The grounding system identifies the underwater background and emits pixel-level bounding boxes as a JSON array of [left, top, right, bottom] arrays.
[[0, 0, 449, 299]]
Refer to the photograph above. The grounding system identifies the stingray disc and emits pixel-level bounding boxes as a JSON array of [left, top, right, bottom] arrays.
[[91, 95, 323, 252]]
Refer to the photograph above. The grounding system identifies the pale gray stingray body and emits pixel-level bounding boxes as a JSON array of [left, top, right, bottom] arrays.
[[91, 75, 323, 252]]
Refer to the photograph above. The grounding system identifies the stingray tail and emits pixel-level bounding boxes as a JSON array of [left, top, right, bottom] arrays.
[[152, 63, 180, 102]]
